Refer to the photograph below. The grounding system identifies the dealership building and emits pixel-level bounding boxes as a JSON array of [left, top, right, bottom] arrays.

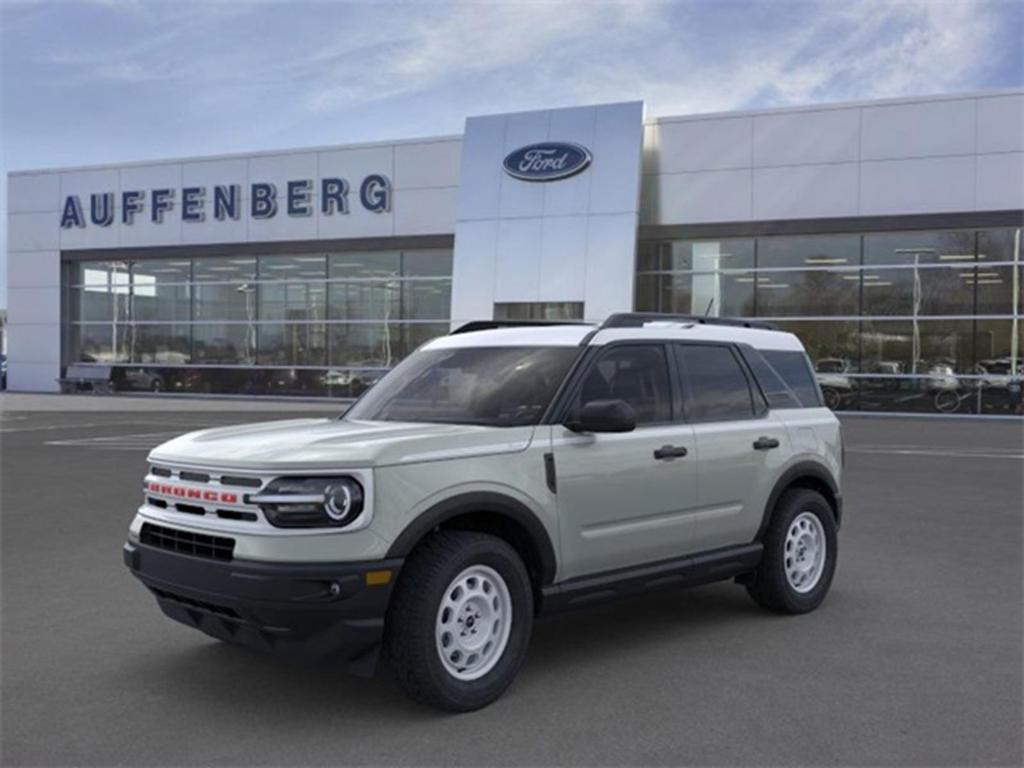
[[5, 90, 1022, 414]]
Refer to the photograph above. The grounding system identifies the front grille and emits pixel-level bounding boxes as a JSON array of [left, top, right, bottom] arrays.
[[140, 523, 235, 561], [220, 475, 263, 488]]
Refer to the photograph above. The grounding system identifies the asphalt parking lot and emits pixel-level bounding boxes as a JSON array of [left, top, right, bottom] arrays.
[[1, 398, 1021, 767]]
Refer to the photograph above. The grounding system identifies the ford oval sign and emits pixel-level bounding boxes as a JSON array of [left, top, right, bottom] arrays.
[[503, 142, 592, 182]]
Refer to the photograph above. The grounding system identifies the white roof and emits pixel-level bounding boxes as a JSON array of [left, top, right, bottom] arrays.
[[424, 325, 593, 349], [424, 320, 805, 352], [591, 324, 805, 351]]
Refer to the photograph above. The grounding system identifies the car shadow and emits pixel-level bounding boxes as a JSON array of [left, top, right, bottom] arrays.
[[123, 582, 770, 721]]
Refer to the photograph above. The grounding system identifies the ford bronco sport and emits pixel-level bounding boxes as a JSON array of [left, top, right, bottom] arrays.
[[124, 313, 842, 711]]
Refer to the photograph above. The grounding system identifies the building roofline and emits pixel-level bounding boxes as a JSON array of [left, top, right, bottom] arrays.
[[9, 87, 1021, 177], [646, 87, 1024, 125], [8, 132, 464, 177]]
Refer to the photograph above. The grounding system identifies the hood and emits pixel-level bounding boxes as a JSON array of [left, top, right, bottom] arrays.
[[147, 418, 535, 470]]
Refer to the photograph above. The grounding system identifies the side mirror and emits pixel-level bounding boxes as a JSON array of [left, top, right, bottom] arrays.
[[565, 399, 636, 433]]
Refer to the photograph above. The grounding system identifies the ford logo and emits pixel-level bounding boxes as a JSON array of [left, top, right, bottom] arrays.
[[503, 142, 592, 182]]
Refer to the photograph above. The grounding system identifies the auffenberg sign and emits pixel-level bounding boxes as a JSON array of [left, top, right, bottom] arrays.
[[59, 174, 392, 229], [502, 142, 591, 182]]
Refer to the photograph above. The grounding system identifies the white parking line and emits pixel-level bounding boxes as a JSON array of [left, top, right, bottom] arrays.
[[848, 448, 1024, 460], [1, 419, 224, 434], [44, 431, 186, 450]]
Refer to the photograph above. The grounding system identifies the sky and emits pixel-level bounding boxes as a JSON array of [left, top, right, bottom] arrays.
[[2, 0, 1022, 307]]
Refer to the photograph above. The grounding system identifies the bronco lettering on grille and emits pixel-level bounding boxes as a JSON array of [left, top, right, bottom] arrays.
[[146, 482, 239, 505]]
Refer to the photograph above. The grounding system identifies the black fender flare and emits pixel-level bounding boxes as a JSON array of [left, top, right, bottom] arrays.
[[755, 461, 842, 541], [385, 491, 558, 586]]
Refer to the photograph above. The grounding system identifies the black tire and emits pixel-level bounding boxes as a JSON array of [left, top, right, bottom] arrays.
[[746, 488, 837, 614], [821, 387, 841, 410], [384, 531, 534, 712], [934, 389, 960, 413]]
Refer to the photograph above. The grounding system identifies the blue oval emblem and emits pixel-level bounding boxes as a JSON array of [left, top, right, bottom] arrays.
[[503, 142, 592, 182]]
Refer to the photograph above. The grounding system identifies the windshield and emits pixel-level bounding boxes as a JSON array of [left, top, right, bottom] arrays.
[[345, 346, 580, 426]]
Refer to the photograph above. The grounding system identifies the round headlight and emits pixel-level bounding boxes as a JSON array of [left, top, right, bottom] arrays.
[[253, 476, 365, 528], [325, 483, 354, 522]]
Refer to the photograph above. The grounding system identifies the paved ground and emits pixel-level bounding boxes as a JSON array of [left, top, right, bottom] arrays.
[[1, 401, 1021, 767]]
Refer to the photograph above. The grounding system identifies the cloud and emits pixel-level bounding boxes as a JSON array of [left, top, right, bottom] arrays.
[[294, 0, 1019, 118], [302, 1, 660, 112]]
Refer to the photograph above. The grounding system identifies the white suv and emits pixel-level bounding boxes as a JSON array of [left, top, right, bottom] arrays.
[[124, 313, 843, 711]]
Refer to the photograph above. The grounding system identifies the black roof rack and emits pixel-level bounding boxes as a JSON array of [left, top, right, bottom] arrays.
[[599, 313, 778, 331], [451, 320, 590, 335]]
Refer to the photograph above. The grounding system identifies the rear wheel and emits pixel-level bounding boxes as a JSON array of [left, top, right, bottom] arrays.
[[746, 488, 837, 614], [384, 531, 533, 711]]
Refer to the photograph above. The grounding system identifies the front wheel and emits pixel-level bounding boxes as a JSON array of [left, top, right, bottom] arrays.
[[746, 489, 837, 614], [384, 531, 534, 711]]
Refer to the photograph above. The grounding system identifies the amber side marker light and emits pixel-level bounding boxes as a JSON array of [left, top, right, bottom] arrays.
[[365, 570, 393, 586]]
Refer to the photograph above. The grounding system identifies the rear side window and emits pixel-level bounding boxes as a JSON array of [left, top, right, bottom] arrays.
[[675, 344, 755, 422], [762, 350, 823, 407], [739, 347, 802, 409]]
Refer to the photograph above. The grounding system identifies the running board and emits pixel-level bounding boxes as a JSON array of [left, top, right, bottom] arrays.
[[539, 543, 763, 614]]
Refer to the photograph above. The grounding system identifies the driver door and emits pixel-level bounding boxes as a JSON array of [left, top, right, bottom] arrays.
[[550, 343, 699, 581]]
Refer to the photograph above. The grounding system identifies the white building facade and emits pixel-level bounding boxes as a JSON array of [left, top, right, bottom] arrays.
[[6, 90, 1023, 414]]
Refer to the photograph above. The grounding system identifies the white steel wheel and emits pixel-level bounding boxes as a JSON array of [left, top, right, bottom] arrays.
[[784, 512, 827, 593], [435, 564, 513, 682]]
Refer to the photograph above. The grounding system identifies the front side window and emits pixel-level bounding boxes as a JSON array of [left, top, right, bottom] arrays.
[[574, 345, 672, 425], [676, 344, 755, 422], [345, 346, 579, 426]]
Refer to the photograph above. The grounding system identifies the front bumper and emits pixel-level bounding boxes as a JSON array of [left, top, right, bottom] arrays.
[[123, 541, 402, 676]]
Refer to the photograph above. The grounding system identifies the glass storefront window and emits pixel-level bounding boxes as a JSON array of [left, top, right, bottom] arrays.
[[757, 235, 859, 269], [259, 282, 327, 321], [637, 238, 754, 273], [493, 302, 585, 321], [773, 320, 861, 373], [636, 227, 1021, 414], [132, 259, 191, 284], [328, 281, 401, 320], [260, 254, 326, 281], [754, 270, 858, 317], [69, 324, 130, 364], [131, 324, 191, 364], [66, 286, 131, 323], [257, 322, 327, 366], [192, 256, 257, 282], [403, 322, 449, 353], [70, 260, 131, 289], [859, 265, 975, 316], [329, 251, 401, 279], [192, 324, 256, 365], [328, 323, 402, 368], [194, 283, 258, 322], [63, 248, 452, 395], [635, 271, 754, 317], [403, 280, 452, 320], [860, 319, 974, 375], [863, 230, 976, 265]]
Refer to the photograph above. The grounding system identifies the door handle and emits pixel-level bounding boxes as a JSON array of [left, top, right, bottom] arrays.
[[653, 445, 688, 460], [753, 436, 780, 451]]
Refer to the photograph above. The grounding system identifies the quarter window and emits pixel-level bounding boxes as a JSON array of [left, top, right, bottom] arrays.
[[576, 345, 672, 425], [761, 350, 823, 407], [676, 345, 755, 422]]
